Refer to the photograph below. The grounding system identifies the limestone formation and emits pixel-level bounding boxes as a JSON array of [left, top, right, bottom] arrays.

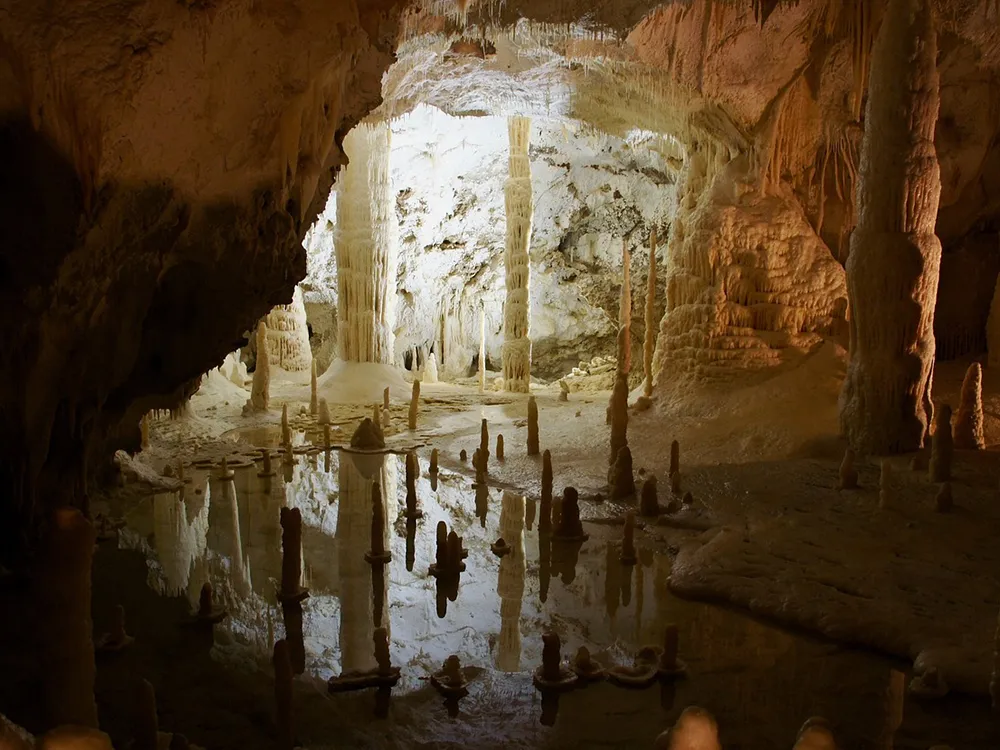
[[194, 582, 227, 625], [336, 122, 398, 365], [527, 396, 540, 456], [365, 483, 391, 564], [424, 348, 439, 383], [430, 448, 439, 474], [140, 413, 150, 450], [610, 446, 636, 501], [349, 417, 385, 450], [249, 322, 270, 412], [431, 655, 469, 697], [839, 0, 943, 454], [496, 434, 505, 461], [322, 425, 331, 450], [478, 308, 487, 393], [265, 286, 312, 372], [459, 449, 467, 462], [619, 238, 632, 374], [404, 451, 422, 520], [273, 640, 294, 750], [383, 387, 390, 411], [653, 707, 721, 750], [554, 487, 587, 541], [839, 448, 858, 490], [669, 440, 679, 477], [409, 380, 420, 430], [479, 419, 490, 472], [318, 398, 331, 426], [309, 360, 318, 416], [670, 470, 682, 496], [620, 510, 637, 565], [279, 507, 308, 602], [608, 371, 629, 476], [643, 228, 658, 399], [540, 450, 553, 527], [372, 404, 380, 427], [281, 404, 291, 446], [381, 407, 390, 431], [533, 632, 577, 691], [640, 476, 659, 517], [929, 404, 953, 482], [955, 362, 985, 449], [502, 116, 533, 393]]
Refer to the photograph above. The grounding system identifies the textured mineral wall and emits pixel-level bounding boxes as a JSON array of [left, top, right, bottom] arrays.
[[264, 286, 312, 372]]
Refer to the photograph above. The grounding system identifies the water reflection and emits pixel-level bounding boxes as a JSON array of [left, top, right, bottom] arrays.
[[122, 438, 985, 749]]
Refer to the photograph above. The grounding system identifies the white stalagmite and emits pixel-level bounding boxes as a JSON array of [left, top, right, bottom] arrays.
[[643, 228, 658, 399], [839, 0, 942, 454], [265, 285, 312, 372], [478, 307, 486, 393], [335, 121, 398, 364], [425, 351, 439, 383], [501, 116, 533, 393], [249, 322, 270, 412]]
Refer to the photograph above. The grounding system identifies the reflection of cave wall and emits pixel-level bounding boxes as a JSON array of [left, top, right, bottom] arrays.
[[303, 104, 676, 381]]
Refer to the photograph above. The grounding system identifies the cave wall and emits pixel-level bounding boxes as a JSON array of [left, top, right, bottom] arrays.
[[303, 104, 675, 380], [0, 0, 404, 560]]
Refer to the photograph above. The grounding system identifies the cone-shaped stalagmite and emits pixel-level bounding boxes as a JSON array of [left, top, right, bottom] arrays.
[[310, 360, 318, 416], [620, 510, 637, 564], [539, 450, 553, 532], [640, 475, 659, 517], [955, 362, 985, 449], [280, 507, 306, 601], [611, 446, 635, 500], [929, 404, 953, 482], [479, 419, 490, 472], [527, 396, 539, 455], [619, 238, 632, 374], [409, 380, 420, 430], [643, 228, 657, 399], [250, 322, 270, 411], [496, 434, 504, 461], [502, 116, 533, 392], [839, 0, 943, 454]]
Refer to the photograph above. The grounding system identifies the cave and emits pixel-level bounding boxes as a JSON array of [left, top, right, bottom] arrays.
[[2, 0, 1000, 748]]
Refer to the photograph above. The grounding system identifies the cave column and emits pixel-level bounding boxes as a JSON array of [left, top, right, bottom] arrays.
[[335, 122, 398, 365], [502, 117, 533, 393], [839, 0, 942, 453]]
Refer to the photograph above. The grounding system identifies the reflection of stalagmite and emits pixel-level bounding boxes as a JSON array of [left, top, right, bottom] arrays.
[[310, 360, 318, 416], [876, 670, 906, 750], [497, 492, 526, 672], [36, 509, 98, 728], [336, 122, 398, 364], [221, 478, 251, 597], [279, 507, 306, 602], [152, 488, 210, 596], [839, 0, 942, 453], [502, 116, 532, 392]]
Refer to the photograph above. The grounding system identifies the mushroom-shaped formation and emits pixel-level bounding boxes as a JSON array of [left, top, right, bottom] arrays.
[[491, 537, 512, 557], [607, 646, 660, 689], [570, 646, 605, 682], [431, 655, 470, 698], [96, 604, 135, 653], [532, 632, 578, 692]]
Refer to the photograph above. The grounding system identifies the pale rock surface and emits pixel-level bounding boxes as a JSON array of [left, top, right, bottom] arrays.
[[264, 286, 312, 372]]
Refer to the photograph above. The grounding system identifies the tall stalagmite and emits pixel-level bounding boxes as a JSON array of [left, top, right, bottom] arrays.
[[250, 322, 270, 412], [501, 116, 533, 393], [643, 228, 658, 399], [619, 238, 632, 375], [839, 0, 942, 454], [336, 122, 398, 364]]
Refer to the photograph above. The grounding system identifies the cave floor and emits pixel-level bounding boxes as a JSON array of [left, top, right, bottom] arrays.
[[10, 350, 998, 749]]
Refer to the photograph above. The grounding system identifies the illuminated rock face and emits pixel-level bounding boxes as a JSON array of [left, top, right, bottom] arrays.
[[265, 286, 313, 372], [0, 0, 399, 556]]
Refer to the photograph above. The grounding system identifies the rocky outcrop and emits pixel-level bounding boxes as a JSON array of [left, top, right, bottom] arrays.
[[0, 0, 402, 562]]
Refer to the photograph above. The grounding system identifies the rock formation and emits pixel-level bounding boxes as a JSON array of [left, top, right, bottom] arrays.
[[336, 122, 398, 365], [409, 380, 420, 430], [249, 322, 271, 413], [310, 360, 318, 416], [608, 371, 629, 477], [618, 238, 632, 374], [610, 446, 636, 500], [839, 0, 943, 454], [954, 362, 985, 449], [501, 116, 533, 393], [642, 227, 658, 399], [265, 285, 312, 371], [527, 396, 540, 455], [640, 475, 659, 517]]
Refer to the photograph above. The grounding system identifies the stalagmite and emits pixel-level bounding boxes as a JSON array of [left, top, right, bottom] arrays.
[[265, 286, 312, 372], [372, 404, 380, 427], [478, 307, 486, 393], [839, 448, 859, 489], [425, 350, 439, 383], [496, 434, 505, 461], [929, 404, 953, 482], [669, 440, 679, 477], [323, 425, 331, 450], [608, 372, 629, 478], [310, 360, 318, 416], [991, 606, 1000, 710], [640, 476, 659, 517], [133, 679, 158, 750], [36, 508, 98, 728], [955, 363, 985, 450], [248, 321, 271, 412], [643, 228, 658, 399], [501, 116, 533, 393], [839, 0, 943, 454], [670, 470, 682, 495], [935, 482, 953, 513], [619, 238, 632, 374], [404, 451, 422, 520], [527, 396, 539, 455], [554, 487, 587, 541], [336, 122, 398, 364], [620, 510, 637, 564], [96, 604, 134, 652], [279, 507, 307, 602], [140, 413, 150, 450], [273, 640, 294, 750], [430, 448, 439, 474], [318, 398, 331, 426], [479, 419, 490, 472], [383, 387, 390, 411], [281, 404, 291, 446], [792, 718, 837, 750], [409, 380, 420, 430], [381, 407, 390, 431], [365, 483, 391, 564], [610, 446, 635, 500]]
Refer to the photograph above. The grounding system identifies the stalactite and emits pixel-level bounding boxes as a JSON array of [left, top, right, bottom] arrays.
[[643, 228, 657, 399], [336, 122, 398, 364], [502, 116, 533, 393], [839, 0, 942, 454]]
